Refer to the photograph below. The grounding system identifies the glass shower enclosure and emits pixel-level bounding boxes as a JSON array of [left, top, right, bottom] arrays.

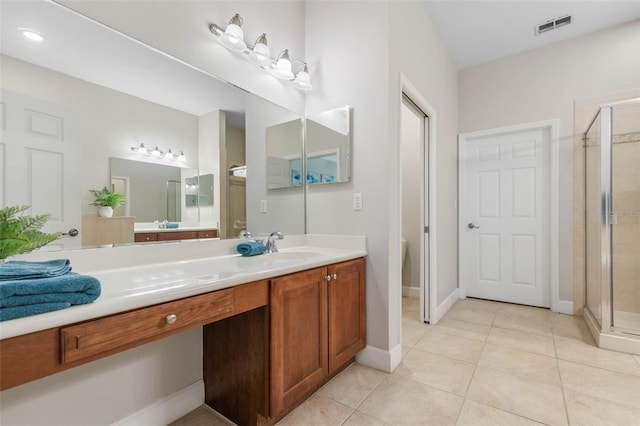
[[584, 98, 640, 345]]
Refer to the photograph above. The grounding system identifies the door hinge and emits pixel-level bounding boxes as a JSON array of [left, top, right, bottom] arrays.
[[424, 226, 429, 234]]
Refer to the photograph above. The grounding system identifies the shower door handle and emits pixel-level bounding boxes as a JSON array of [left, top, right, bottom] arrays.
[[467, 223, 480, 229]]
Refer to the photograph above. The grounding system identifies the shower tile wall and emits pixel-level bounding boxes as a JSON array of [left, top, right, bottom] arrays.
[[611, 104, 640, 327], [573, 90, 640, 316]]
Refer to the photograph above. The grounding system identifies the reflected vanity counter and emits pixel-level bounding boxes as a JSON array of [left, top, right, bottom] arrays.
[[133, 223, 219, 242]]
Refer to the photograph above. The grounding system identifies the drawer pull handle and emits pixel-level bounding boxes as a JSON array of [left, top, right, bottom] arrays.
[[166, 314, 177, 325]]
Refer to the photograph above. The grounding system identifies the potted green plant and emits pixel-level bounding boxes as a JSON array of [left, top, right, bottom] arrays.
[[0, 205, 60, 261], [89, 187, 126, 218]]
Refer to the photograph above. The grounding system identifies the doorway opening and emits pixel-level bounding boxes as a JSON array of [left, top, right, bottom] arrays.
[[400, 91, 432, 324]]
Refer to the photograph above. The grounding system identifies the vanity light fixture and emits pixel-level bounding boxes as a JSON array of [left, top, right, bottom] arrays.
[[130, 143, 186, 162], [248, 33, 272, 68], [209, 14, 312, 91], [218, 13, 246, 51], [270, 50, 294, 80], [292, 62, 312, 91], [19, 28, 44, 42]]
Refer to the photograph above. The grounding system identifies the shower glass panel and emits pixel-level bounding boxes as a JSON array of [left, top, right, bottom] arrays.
[[584, 111, 602, 327], [611, 103, 640, 333]]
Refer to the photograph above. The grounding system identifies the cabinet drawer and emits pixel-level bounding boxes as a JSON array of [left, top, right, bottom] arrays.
[[158, 231, 198, 241], [134, 232, 158, 242], [198, 230, 218, 239], [61, 288, 235, 363]]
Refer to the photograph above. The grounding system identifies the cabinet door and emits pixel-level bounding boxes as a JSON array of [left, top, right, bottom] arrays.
[[270, 267, 328, 415], [328, 258, 366, 374]]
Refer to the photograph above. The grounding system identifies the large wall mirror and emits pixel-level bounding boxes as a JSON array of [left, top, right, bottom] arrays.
[[0, 0, 305, 249]]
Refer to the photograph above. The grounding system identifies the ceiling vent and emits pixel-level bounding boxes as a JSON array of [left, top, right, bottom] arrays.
[[535, 15, 572, 35]]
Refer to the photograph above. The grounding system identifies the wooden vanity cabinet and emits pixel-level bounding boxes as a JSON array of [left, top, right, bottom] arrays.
[[134, 228, 218, 243], [270, 267, 329, 416], [328, 258, 366, 374], [269, 258, 366, 418]]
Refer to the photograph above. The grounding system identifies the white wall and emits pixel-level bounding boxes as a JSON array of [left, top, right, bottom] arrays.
[[458, 19, 640, 303], [305, 1, 459, 370]]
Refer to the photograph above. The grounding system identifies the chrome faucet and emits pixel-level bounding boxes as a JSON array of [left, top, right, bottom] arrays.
[[238, 230, 252, 238], [265, 231, 284, 253]]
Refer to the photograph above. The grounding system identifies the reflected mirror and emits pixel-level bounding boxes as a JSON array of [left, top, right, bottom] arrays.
[[0, 0, 305, 249], [305, 106, 351, 185], [266, 119, 304, 189]]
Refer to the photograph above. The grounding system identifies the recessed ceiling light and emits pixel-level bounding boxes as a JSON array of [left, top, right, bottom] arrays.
[[19, 28, 44, 42]]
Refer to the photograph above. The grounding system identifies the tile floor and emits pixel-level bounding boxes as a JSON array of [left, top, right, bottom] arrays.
[[171, 297, 640, 426]]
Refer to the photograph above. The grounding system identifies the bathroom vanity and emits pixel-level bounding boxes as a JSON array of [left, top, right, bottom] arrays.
[[0, 239, 366, 425]]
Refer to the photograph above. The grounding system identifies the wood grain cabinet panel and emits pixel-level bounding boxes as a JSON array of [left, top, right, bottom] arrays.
[[328, 258, 366, 374], [270, 267, 328, 416], [134, 229, 217, 242]]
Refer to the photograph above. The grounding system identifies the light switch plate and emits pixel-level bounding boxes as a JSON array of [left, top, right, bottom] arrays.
[[260, 199, 267, 213], [353, 193, 363, 211]]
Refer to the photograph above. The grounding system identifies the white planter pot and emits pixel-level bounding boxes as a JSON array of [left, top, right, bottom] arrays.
[[98, 206, 114, 218]]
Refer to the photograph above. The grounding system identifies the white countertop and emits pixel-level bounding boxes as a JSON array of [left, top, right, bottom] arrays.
[[0, 236, 367, 340]]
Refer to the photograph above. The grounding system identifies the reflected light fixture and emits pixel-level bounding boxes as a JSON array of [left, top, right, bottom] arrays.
[[130, 143, 186, 162], [248, 33, 272, 68], [209, 14, 311, 91], [271, 50, 293, 80], [218, 13, 246, 51], [19, 28, 44, 42], [165, 148, 174, 159], [292, 62, 312, 91]]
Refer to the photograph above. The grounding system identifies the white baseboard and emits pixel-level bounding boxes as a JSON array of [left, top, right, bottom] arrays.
[[556, 300, 574, 315], [432, 289, 459, 325], [402, 286, 420, 298], [356, 343, 402, 373], [112, 380, 204, 426]]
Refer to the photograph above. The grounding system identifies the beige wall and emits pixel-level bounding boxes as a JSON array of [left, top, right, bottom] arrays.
[[459, 20, 640, 307]]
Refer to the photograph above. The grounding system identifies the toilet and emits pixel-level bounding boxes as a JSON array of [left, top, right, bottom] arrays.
[[401, 237, 407, 268]]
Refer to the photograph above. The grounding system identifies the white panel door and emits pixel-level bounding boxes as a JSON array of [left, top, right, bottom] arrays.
[[463, 128, 550, 307], [0, 90, 81, 250]]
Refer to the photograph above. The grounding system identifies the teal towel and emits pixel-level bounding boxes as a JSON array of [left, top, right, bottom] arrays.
[[0, 272, 101, 321], [165, 222, 179, 229], [236, 241, 266, 257], [0, 259, 71, 281], [0, 302, 70, 322]]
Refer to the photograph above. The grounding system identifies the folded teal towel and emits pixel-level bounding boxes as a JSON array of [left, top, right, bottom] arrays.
[[0, 259, 71, 281], [0, 272, 101, 321], [165, 222, 179, 229], [237, 241, 266, 256], [0, 302, 70, 322]]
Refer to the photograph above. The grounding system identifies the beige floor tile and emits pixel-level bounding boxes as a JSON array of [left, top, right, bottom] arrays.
[[550, 319, 594, 342], [487, 327, 556, 357], [394, 350, 476, 396], [478, 343, 561, 387], [634, 355, 640, 366], [402, 317, 428, 347], [564, 388, 640, 426], [454, 298, 504, 314], [434, 317, 491, 342], [558, 360, 640, 409], [169, 406, 232, 426], [492, 312, 553, 337], [554, 335, 640, 376], [455, 399, 544, 426], [316, 364, 387, 409], [446, 306, 495, 326], [466, 366, 567, 425], [276, 394, 353, 426], [414, 327, 485, 363], [359, 375, 463, 425], [343, 410, 390, 426], [402, 296, 420, 313]]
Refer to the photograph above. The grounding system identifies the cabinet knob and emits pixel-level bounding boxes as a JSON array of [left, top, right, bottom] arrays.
[[326, 275, 331, 281], [166, 314, 177, 325], [146, 236, 151, 241], [333, 273, 338, 279]]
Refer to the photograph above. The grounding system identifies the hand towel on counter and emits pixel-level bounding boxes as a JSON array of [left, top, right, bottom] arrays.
[[0, 272, 101, 321], [236, 240, 267, 257], [0, 259, 72, 281]]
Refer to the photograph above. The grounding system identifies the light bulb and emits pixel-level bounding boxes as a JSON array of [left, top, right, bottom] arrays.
[[137, 143, 147, 153], [219, 14, 246, 52], [271, 50, 293, 80], [248, 34, 272, 68], [292, 64, 312, 90], [151, 146, 161, 156], [165, 148, 174, 159]]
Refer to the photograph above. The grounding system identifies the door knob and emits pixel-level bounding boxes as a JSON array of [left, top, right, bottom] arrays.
[[62, 228, 79, 237], [467, 223, 480, 229]]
